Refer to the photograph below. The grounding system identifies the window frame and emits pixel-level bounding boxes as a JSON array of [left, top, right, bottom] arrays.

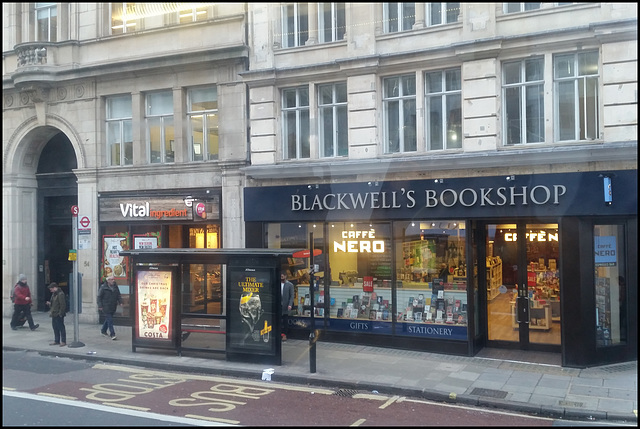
[[383, 74, 417, 154], [282, 3, 309, 48], [282, 86, 311, 160], [553, 50, 600, 142], [35, 2, 57, 42], [504, 3, 542, 14], [318, 2, 346, 43], [187, 87, 219, 162], [425, 68, 462, 151], [427, 2, 460, 26], [383, 3, 416, 33], [502, 57, 545, 146], [106, 95, 133, 166], [145, 91, 175, 164], [318, 82, 348, 158]]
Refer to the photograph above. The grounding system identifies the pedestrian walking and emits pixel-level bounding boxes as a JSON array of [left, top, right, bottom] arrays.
[[10, 274, 39, 331], [46, 282, 67, 346], [97, 275, 123, 340]]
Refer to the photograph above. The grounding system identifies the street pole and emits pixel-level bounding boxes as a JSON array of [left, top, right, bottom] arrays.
[[68, 213, 84, 348], [309, 232, 316, 373]]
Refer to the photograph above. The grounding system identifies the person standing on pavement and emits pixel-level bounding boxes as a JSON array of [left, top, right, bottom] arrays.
[[280, 273, 294, 341], [10, 274, 39, 331], [46, 282, 67, 346], [98, 275, 123, 340]]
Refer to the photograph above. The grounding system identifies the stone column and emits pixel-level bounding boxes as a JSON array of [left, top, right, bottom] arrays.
[[306, 2, 318, 45]]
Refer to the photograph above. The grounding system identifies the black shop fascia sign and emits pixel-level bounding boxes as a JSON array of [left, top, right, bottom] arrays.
[[244, 170, 637, 222]]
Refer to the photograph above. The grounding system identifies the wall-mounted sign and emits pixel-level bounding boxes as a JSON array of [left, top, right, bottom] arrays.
[[99, 195, 220, 222]]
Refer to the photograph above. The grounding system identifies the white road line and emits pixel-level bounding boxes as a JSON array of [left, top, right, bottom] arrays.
[[3, 390, 234, 426]]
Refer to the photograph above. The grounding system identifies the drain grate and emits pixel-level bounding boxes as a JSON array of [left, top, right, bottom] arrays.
[[333, 389, 358, 397], [470, 387, 508, 399]]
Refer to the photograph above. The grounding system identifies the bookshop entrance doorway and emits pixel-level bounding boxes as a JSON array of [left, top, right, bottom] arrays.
[[485, 222, 561, 350]]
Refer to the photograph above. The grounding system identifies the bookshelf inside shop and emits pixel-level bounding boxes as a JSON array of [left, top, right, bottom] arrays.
[[486, 256, 502, 301]]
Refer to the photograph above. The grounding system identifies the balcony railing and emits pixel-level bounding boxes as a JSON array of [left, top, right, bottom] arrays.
[[15, 42, 53, 68]]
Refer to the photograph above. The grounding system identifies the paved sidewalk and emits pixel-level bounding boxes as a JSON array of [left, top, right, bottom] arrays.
[[3, 311, 637, 424]]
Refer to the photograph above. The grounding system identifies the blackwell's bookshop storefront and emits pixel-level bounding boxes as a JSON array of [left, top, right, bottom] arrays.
[[244, 170, 637, 368], [98, 189, 223, 325]]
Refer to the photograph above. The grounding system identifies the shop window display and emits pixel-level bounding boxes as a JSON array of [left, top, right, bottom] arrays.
[[594, 224, 627, 346], [394, 221, 467, 332], [326, 222, 392, 322]]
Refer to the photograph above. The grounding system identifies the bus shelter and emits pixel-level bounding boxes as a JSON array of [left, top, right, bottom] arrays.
[[119, 248, 303, 365]]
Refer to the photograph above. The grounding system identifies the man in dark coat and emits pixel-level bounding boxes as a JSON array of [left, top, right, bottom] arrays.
[[97, 275, 123, 340], [46, 282, 67, 346]]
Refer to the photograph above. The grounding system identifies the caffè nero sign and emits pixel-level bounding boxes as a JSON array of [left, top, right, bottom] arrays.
[[244, 171, 637, 222]]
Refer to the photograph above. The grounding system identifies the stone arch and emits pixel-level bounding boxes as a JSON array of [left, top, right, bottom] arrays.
[[3, 113, 86, 175]]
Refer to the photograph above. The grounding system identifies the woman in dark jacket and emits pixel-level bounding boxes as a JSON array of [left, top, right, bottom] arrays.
[[97, 276, 123, 340]]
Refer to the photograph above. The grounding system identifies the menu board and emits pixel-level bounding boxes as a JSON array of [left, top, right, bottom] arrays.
[[102, 233, 129, 280], [135, 270, 172, 341]]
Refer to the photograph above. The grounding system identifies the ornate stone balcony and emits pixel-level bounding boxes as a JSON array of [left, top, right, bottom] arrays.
[[15, 42, 53, 67]]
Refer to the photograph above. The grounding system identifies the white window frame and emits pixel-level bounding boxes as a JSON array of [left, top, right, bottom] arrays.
[[282, 86, 310, 160], [111, 3, 138, 34], [178, 5, 209, 23], [35, 2, 57, 42], [318, 3, 346, 43], [383, 74, 417, 153], [106, 95, 133, 166], [504, 3, 542, 14], [425, 68, 462, 151], [318, 82, 348, 158], [427, 2, 460, 26], [145, 91, 175, 164], [383, 3, 416, 33], [554, 51, 600, 142], [187, 87, 219, 162], [502, 57, 545, 145], [282, 3, 309, 48]]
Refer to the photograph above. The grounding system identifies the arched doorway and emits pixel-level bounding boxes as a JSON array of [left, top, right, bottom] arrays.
[[36, 132, 78, 310]]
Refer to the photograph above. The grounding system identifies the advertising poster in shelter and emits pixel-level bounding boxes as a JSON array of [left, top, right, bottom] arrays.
[[228, 267, 275, 354], [136, 270, 172, 341]]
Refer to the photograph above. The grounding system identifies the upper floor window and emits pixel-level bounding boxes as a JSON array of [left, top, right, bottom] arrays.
[[426, 69, 462, 150], [178, 5, 209, 23], [554, 51, 599, 141], [384, 3, 415, 33], [106, 95, 133, 166], [504, 3, 541, 13], [282, 3, 309, 48], [187, 87, 219, 162], [318, 3, 346, 43], [428, 3, 460, 26], [282, 87, 310, 159], [384, 75, 417, 153], [35, 2, 57, 41], [146, 91, 175, 164], [318, 82, 348, 157], [111, 3, 138, 34], [502, 58, 544, 145]]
